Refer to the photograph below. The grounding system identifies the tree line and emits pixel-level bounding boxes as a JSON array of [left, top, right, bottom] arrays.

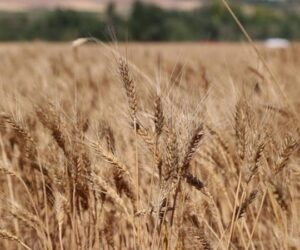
[[0, 1, 299, 41]]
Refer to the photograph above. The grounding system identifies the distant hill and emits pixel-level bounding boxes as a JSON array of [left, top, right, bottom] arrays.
[[0, 0, 202, 12]]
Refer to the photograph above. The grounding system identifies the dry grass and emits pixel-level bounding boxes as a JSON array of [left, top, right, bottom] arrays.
[[0, 42, 299, 249]]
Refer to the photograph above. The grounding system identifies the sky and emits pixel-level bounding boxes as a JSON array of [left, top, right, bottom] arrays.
[[0, 0, 202, 11]]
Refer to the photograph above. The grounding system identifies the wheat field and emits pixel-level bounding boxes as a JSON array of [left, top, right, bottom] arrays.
[[0, 42, 299, 249]]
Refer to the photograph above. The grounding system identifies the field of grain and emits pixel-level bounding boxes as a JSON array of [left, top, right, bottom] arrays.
[[0, 42, 299, 249]]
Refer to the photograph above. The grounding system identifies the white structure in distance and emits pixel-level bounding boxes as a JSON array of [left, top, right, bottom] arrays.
[[264, 38, 290, 49]]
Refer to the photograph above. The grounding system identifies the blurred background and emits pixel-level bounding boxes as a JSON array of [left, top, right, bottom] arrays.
[[0, 0, 299, 41]]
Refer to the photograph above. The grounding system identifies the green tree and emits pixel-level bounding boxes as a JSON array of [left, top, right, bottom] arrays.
[[129, 1, 167, 41]]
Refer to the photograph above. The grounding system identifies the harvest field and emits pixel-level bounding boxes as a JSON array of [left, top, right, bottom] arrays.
[[0, 42, 300, 249]]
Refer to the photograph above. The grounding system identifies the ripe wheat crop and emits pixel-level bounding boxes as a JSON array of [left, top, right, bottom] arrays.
[[0, 42, 299, 249]]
